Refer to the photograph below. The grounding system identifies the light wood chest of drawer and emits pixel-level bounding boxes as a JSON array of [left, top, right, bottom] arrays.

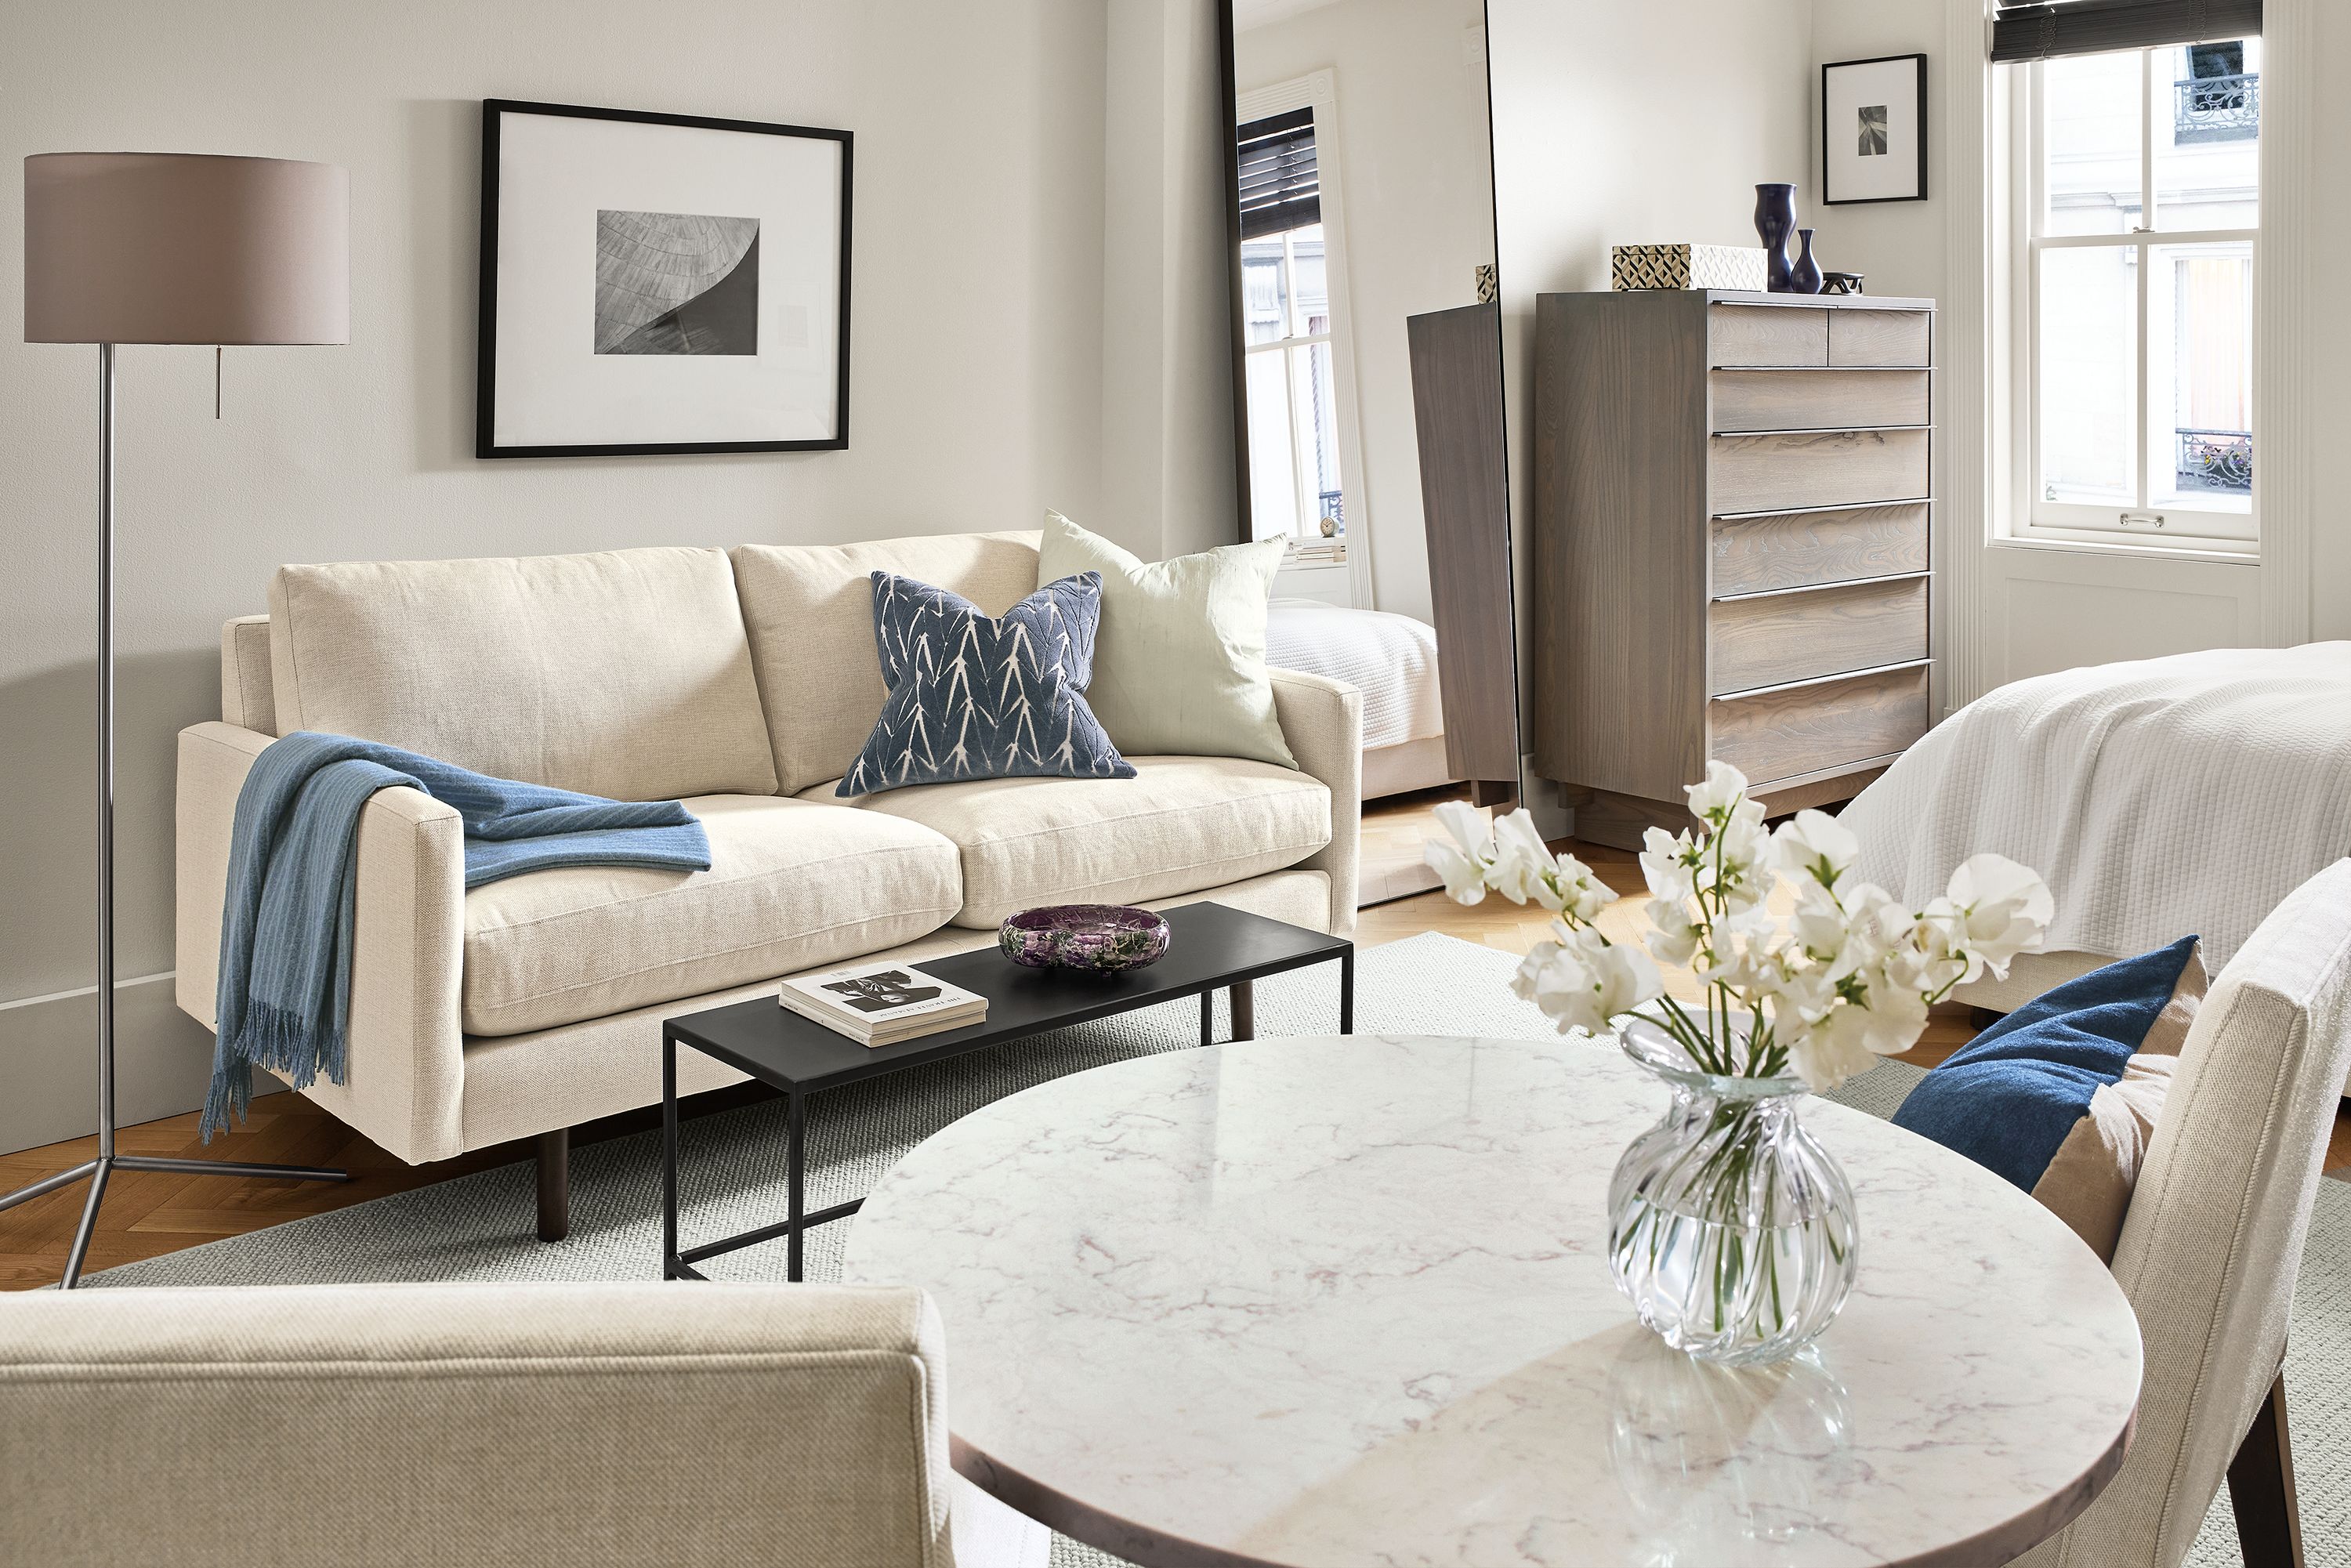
[[1531, 288, 1937, 840]]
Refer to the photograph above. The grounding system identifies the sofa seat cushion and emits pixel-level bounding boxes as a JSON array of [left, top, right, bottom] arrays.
[[462, 795, 962, 1036], [817, 757, 1331, 929]]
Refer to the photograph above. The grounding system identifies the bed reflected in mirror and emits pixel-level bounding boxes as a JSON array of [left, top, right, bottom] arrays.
[[1224, 0, 1519, 905]]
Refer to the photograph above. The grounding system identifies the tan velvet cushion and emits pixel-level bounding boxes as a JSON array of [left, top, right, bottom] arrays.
[[731, 533, 1043, 795], [2029, 943, 2206, 1262], [462, 795, 962, 1036], [820, 755, 1331, 929], [268, 547, 777, 801]]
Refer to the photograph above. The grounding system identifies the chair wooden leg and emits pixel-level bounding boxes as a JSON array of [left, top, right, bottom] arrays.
[[536, 1128, 571, 1243], [2228, 1370, 2303, 1568], [1230, 981, 1255, 1042]]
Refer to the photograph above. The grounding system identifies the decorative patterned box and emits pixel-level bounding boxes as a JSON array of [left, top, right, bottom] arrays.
[[1610, 243, 1769, 292]]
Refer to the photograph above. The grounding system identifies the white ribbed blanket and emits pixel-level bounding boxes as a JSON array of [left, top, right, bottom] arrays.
[[1264, 599, 1444, 752], [1838, 643, 2351, 969]]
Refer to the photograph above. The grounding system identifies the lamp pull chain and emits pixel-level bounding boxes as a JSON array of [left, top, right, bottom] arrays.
[[215, 345, 223, 419]]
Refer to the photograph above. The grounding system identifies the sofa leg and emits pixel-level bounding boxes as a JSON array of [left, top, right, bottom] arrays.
[[1230, 981, 1255, 1042], [536, 1128, 571, 1243], [2228, 1369, 2303, 1568]]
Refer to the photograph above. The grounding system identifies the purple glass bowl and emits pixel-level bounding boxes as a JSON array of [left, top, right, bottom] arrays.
[[998, 904, 1172, 974]]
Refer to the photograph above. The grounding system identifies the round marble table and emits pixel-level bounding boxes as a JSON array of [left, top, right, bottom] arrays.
[[842, 1035, 2142, 1567]]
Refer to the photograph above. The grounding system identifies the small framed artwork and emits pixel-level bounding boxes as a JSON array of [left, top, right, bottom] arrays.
[[476, 99, 851, 458], [1821, 54, 1927, 205]]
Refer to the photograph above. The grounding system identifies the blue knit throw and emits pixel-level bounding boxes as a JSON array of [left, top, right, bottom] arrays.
[[205, 732, 712, 1141]]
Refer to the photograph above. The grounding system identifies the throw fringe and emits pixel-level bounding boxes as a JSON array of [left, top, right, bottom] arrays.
[[201, 1000, 348, 1143]]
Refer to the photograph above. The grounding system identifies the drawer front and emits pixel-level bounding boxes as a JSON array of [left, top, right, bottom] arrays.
[[1711, 368, 1930, 433], [1712, 502, 1930, 596], [1711, 427, 1930, 514], [1711, 305, 1827, 367], [1709, 576, 1927, 696], [1709, 665, 1930, 787], [1828, 310, 1932, 367]]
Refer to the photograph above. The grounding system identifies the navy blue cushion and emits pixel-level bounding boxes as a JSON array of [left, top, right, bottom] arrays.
[[1890, 936, 2201, 1193], [839, 570, 1135, 797]]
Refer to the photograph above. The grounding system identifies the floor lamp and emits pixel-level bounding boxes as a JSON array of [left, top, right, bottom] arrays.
[[5, 153, 354, 1287]]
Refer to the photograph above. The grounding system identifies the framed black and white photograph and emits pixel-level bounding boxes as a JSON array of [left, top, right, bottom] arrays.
[[476, 99, 851, 458], [1821, 54, 1927, 205]]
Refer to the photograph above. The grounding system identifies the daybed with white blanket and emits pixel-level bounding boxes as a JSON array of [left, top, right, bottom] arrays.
[[1838, 643, 2351, 1023], [1264, 599, 1457, 799]]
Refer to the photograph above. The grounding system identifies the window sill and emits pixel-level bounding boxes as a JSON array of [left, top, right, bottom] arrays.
[[1991, 530, 2259, 567]]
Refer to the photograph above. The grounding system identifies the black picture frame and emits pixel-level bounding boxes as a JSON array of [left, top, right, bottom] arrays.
[[476, 97, 853, 459], [1820, 53, 1929, 206]]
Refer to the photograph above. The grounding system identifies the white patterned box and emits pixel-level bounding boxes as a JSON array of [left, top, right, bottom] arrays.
[[1610, 243, 1769, 292]]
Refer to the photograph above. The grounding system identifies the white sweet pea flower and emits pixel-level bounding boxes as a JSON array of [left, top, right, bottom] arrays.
[[1552, 856, 1613, 923], [1788, 1007, 1882, 1093], [1512, 922, 1661, 1037], [1639, 826, 1700, 904], [1708, 804, 1776, 914], [1644, 896, 1703, 968], [1487, 809, 1558, 907], [1425, 799, 1494, 905], [1943, 853, 2055, 977], [1684, 759, 1751, 824], [1773, 809, 1861, 891]]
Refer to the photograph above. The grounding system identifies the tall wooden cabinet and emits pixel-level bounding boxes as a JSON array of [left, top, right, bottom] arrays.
[[1531, 289, 1934, 849]]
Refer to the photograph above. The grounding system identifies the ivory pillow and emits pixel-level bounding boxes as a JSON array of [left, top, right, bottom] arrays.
[[1036, 511, 1295, 769]]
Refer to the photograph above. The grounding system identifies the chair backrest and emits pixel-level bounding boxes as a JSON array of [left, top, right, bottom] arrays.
[[2034, 857, 2351, 1567], [266, 546, 779, 802], [730, 531, 1043, 794]]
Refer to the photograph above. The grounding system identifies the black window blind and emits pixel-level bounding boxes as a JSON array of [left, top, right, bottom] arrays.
[[1991, 0, 2261, 63], [1237, 108, 1320, 241]]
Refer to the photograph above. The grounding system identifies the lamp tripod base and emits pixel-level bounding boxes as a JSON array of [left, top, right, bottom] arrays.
[[0, 1151, 350, 1290]]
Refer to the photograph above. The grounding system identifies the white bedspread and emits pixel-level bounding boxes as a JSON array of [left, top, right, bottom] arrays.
[[1265, 599, 1444, 752], [1839, 643, 2351, 969]]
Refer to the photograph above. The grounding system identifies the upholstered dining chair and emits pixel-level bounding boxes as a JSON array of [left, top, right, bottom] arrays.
[[0, 1281, 1049, 1568], [2015, 858, 2351, 1568]]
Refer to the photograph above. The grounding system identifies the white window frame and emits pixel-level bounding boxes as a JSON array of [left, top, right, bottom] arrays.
[[2009, 42, 2259, 557], [1237, 69, 1375, 607]]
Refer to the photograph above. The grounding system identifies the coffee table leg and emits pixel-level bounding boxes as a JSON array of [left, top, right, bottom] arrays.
[[787, 1088, 806, 1284], [1340, 950, 1354, 1034], [1231, 981, 1255, 1041], [661, 1035, 680, 1280], [1200, 990, 1213, 1047]]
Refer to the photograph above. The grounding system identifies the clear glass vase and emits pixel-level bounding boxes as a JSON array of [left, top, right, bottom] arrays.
[[1607, 1016, 1860, 1366]]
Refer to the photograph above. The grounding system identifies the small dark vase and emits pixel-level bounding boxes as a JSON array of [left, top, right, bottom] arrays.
[[1790, 228, 1824, 295], [1753, 183, 1797, 292]]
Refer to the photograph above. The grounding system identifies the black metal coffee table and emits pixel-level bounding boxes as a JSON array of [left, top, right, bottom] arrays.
[[660, 901, 1353, 1281]]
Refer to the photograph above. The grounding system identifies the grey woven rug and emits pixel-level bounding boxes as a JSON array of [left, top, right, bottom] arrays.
[[94, 933, 2346, 1566]]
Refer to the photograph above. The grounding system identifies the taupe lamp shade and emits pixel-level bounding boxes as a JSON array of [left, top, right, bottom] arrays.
[[23, 152, 349, 345]]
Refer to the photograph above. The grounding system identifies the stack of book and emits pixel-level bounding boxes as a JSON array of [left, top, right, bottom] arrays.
[[780, 961, 987, 1047], [1288, 538, 1346, 566]]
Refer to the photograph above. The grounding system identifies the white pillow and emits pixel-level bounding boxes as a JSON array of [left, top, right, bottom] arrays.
[[1037, 511, 1297, 769]]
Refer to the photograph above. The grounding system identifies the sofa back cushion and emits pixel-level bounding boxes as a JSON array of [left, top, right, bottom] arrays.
[[732, 531, 1042, 794], [267, 547, 778, 801]]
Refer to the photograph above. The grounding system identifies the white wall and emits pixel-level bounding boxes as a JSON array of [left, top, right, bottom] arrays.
[[0, 0, 1132, 1153], [1237, 0, 1495, 625]]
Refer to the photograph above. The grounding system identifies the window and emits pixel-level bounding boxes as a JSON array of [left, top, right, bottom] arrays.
[[1237, 107, 1352, 548], [2017, 37, 2259, 549]]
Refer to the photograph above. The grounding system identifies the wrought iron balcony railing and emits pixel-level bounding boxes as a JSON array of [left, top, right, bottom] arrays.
[[2176, 428, 2251, 494], [2173, 73, 2259, 143]]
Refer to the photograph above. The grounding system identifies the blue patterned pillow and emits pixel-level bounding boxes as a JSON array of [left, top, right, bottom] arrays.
[[838, 570, 1136, 796]]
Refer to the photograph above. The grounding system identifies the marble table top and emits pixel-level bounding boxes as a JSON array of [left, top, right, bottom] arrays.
[[842, 1035, 2142, 1568]]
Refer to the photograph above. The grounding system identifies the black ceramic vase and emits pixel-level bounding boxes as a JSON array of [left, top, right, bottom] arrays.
[[1791, 228, 1824, 295], [1753, 183, 1796, 292]]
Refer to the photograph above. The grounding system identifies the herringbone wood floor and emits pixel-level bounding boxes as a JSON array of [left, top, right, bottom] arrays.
[[5, 797, 2344, 1289]]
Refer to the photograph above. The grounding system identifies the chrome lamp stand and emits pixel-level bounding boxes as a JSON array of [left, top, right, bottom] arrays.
[[0, 345, 348, 1289]]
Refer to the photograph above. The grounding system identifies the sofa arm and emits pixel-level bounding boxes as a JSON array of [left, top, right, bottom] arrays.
[[1269, 669, 1361, 935], [0, 1283, 964, 1568], [175, 722, 467, 1163]]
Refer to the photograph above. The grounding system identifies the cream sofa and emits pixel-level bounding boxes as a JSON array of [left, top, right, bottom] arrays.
[[175, 531, 1361, 1237], [0, 1281, 1048, 1567]]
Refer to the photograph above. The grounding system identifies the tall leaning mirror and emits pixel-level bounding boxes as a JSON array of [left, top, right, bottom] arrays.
[[1221, 0, 1520, 907]]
